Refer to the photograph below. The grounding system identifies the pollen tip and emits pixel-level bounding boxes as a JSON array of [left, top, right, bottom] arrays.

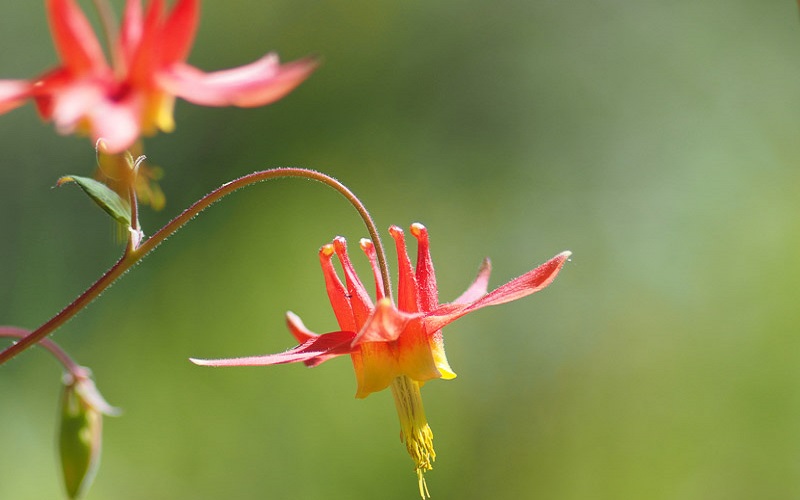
[[388, 225, 403, 236], [558, 250, 573, 261], [319, 244, 335, 257], [359, 238, 373, 251], [410, 222, 427, 237]]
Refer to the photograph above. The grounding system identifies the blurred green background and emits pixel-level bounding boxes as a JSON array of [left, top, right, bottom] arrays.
[[3, 0, 800, 498]]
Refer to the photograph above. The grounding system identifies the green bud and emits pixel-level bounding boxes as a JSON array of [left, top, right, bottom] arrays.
[[58, 372, 119, 499]]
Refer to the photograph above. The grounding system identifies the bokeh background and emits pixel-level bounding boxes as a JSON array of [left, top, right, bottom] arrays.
[[2, 1, 800, 498]]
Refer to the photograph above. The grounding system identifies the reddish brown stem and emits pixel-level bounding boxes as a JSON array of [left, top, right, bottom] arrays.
[[0, 168, 390, 364], [0, 326, 86, 377]]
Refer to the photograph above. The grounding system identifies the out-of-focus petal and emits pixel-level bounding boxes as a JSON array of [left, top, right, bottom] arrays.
[[46, 79, 142, 153], [128, 0, 164, 85], [118, 0, 144, 67], [159, 55, 317, 107], [0, 80, 32, 114], [160, 0, 199, 64], [190, 330, 357, 368], [47, 0, 108, 74], [30, 67, 73, 119], [424, 251, 571, 332], [141, 91, 176, 134], [87, 98, 142, 153], [49, 81, 104, 132]]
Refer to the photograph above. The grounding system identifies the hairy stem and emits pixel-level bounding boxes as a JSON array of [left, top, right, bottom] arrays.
[[0, 326, 86, 377], [0, 168, 389, 365]]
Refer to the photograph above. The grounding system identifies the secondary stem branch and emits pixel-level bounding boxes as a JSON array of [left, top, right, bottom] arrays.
[[0, 168, 389, 365], [0, 326, 85, 376]]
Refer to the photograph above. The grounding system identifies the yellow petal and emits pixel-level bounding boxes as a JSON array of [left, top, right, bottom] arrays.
[[351, 343, 398, 399]]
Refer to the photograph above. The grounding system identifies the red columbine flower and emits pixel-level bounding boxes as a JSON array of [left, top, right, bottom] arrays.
[[0, 0, 316, 152], [192, 224, 570, 497]]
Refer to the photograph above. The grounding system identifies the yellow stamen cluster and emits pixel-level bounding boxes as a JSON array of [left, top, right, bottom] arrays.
[[390, 375, 435, 498]]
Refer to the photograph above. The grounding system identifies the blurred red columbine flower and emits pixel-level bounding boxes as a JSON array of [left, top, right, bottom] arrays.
[[0, 0, 316, 152], [193, 223, 570, 498]]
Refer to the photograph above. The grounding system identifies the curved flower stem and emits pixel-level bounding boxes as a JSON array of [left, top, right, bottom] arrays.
[[0, 326, 87, 378], [0, 168, 390, 365]]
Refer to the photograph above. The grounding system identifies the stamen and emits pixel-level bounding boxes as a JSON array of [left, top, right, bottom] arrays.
[[390, 375, 435, 499]]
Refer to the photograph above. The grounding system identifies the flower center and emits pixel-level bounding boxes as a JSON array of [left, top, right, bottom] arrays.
[[390, 375, 435, 498]]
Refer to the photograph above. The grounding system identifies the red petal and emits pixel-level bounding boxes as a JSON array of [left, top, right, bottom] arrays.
[[351, 298, 419, 344], [388, 226, 418, 313], [158, 55, 317, 107], [30, 68, 73, 119], [190, 330, 357, 367], [333, 237, 374, 326], [286, 312, 332, 367], [86, 96, 142, 153], [128, 0, 164, 85], [360, 239, 385, 301], [410, 223, 438, 312], [47, 0, 108, 74], [41, 74, 140, 154], [48, 81, 103, 132], [118, 0, 144, 67], [424, 251, 571, 332], [160, 0, 199, 64], [452, 258, 491, 304], [319, 244, 357, 332], [0, 80, 32, 114], [46, 79, 140, 152], [285, 311, 318, 343]]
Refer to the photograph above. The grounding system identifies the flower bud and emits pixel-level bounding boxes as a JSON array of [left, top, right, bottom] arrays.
[[58, 371, 119, 499]]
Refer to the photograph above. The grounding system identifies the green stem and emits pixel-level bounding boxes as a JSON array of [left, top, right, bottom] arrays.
[[0, 168, 391, 365]]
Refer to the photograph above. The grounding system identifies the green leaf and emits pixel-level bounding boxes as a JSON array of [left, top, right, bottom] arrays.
[[57, 175, 131, 226], [59, 382, 102, 500]]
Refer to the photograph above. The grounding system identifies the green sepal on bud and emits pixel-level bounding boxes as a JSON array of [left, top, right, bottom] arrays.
[[59, 371, 120, 499], [56, 175, 132, 227]]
